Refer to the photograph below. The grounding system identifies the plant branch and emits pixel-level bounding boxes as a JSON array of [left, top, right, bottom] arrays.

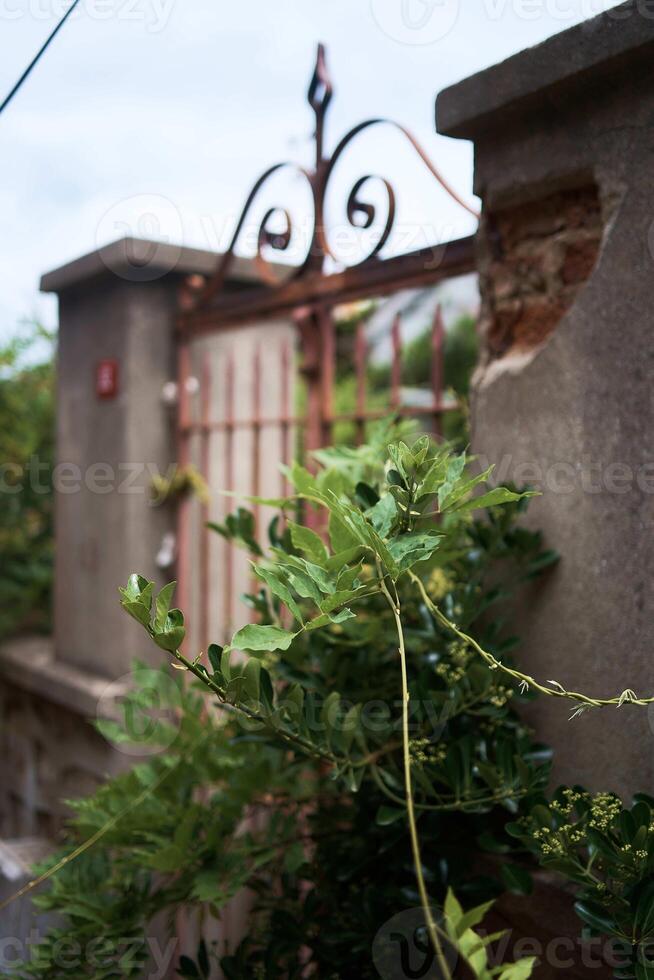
[[174, 651, 339, 764], [409, 571, 653, 711], [379, 567, 453, 979], [0, 738, 198, 914], [371, 764, 527, 813]]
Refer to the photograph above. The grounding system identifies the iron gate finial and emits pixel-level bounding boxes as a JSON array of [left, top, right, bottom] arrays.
[[307, 43, 333, 168], [189, 43, 478, 315]]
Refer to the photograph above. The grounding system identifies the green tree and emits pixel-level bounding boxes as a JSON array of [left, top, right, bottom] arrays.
[[368, 312, 479, 397]]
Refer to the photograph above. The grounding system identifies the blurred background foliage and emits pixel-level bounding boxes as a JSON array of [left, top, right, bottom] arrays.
[[0, 321, 55, 636], [327, 299, 478, 447]]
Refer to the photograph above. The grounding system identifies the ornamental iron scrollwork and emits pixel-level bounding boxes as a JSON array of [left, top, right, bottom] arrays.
[[192, 43, 478, 312]]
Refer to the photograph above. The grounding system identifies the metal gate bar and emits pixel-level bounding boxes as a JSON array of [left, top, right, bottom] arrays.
[[174, 42, 478, 652], [176, 300, 458, 650]]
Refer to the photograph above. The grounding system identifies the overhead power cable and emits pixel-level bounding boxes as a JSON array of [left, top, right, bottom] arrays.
[[0, 0, 83, 117]]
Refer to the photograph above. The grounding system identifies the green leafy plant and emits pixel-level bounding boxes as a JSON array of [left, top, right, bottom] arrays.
[[510, 788, 654, 978], [9, 663, 306, 978], [119, 430, 548, 977], [8, 426, 562, 978], [443, 889, 536, 979], [13, 424, 654, 977]]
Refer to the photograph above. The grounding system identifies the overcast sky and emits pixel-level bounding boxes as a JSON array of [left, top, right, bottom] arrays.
[[0, 0, 624, 338]]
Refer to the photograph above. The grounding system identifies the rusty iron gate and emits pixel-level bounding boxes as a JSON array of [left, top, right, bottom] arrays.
[[175, 44, 478, 652]]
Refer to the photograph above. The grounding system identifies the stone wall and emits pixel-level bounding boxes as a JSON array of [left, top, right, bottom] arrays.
[[0, 671, 123, 839], [0, 239, 291, 840], [437, 0, 654, 799]]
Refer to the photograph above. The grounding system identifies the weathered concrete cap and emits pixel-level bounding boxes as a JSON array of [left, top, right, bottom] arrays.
[[0, 637, 127, 718], [436, 0, 654, 139], [40, 236, 278, 294]]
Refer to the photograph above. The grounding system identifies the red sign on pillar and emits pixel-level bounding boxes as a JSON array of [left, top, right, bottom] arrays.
[[96, 359, 119, 399]]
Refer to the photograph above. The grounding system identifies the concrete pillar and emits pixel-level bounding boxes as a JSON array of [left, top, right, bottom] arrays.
[[45, 246, 178, 678], [436, 2, 654, 798], [41, 237, 278, 678], [0, 237, 288, 838]]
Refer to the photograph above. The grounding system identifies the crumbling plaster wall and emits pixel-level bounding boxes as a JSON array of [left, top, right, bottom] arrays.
[[437, 3, 654, 798]]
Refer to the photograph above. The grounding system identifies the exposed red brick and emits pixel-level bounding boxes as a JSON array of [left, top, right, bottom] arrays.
[[488, 297, 569, 356], [561, 237, 600, 284], [480, 185, 602, 359]]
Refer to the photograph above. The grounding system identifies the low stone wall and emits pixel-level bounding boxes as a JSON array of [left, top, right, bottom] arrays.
[[0, 637, 127, 838]]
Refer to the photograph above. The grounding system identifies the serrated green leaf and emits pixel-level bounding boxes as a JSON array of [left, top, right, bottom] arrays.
[[121, 573, 149, 602], [327, 608, 356, 625], [456, 899, 495, 938], [498, 958, 537, 980], [416, 455, 449, 497], [387, 531, 442, 572], [305, 613, 331, 631], [437, 455, 468, 510], [444, 887, 464, 927], [327, 494, 398, 577], [328, 511, 361, 553], [284, 460, 316, 495], [336, 560, 363, 591], [273, 552, 336, 598], [319, 589, 361, 615], [441, 466, 494, 511]]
